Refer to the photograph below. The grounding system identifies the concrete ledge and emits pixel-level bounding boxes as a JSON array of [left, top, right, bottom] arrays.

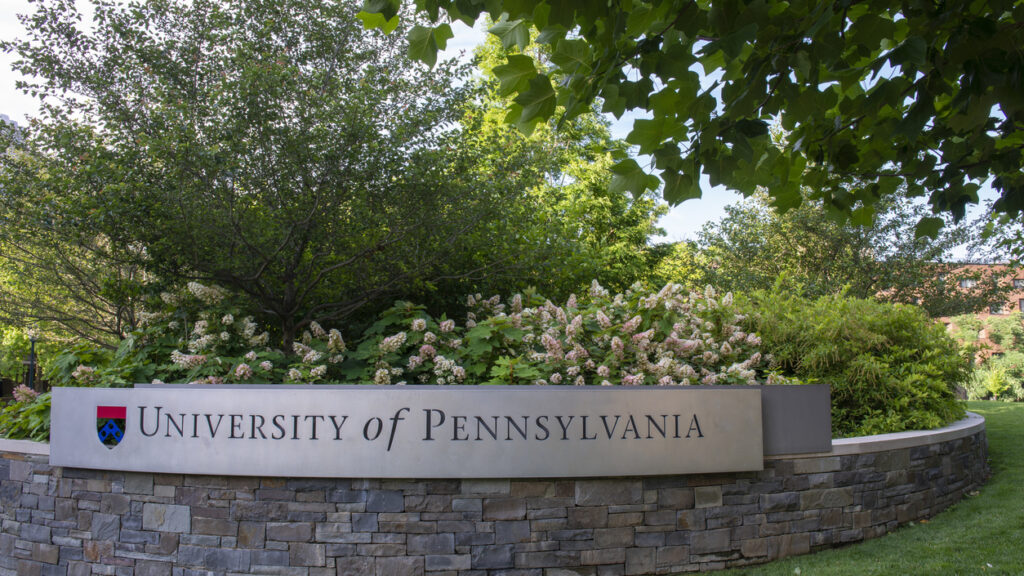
[[764, 412, 985, 460], [831, 411, 985, 456], [0, 437, 49, 456]]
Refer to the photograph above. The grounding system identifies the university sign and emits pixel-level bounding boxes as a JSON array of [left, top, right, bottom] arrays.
[[50, 385, 764, 478]]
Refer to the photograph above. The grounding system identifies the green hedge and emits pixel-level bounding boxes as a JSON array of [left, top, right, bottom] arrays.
[[741, 290, 968, 437]]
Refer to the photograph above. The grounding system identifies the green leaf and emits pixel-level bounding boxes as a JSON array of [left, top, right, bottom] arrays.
[[550, 38, 592, 73], [360, 0, 400, 21], [488, 18, 531, 50], [914, 217, 944, 239], [355, 11, 399, 34], [512, 74, 557, 126], [600, 83, 627, 118], [407, 25, 439, 67], [433, 24, 454, 51], [610, 159, 656, 198], [493, 54, 537, 97], [626, 118, 664, 155], [662, 170, 700, 204]]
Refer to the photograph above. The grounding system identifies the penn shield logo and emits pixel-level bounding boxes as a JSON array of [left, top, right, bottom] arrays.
[[96, 406, 127, 449]]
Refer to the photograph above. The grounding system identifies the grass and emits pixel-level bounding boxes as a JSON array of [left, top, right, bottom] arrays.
[[716, 401, 1024, 576]]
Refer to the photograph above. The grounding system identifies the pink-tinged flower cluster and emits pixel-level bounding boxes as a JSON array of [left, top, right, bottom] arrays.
[[171, 350, 207, 369], [13, 384, 38, 403], [235, 363, 253, 380], [187, 282, 227, 304], [379, 332, 407, 354], [71, 365, 97, 384], [327, 329, 346, 353], [309, 321, 326, 338], [445, 281, 777, 387]]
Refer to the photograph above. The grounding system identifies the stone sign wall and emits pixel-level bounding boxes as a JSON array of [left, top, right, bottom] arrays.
[[0, 414, 987, 576]]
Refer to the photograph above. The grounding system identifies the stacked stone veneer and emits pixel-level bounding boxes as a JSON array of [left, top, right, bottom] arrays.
[[0, 428, 986, 576]]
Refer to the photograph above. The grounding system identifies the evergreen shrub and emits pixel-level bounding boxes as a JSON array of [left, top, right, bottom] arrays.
[[740, 289, 968, 437]]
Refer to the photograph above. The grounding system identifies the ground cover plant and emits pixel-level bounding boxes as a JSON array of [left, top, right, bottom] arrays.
[[716, 401, 1024, 576]]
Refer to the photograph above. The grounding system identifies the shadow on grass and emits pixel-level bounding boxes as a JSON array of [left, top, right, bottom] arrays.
[[711, 401, 1024, 576]]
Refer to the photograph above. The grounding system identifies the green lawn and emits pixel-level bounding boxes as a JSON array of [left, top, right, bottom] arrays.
[[717, 401, 1024, 576]]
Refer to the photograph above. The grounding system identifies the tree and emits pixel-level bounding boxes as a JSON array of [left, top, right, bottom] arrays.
[[1, 0, 556, 345], [364, 0, 1024, 232], [1, 120, 148, 346], [4, 0, 671, 346], [435, 33, 667, 300], [696, 191, 1004, 317]]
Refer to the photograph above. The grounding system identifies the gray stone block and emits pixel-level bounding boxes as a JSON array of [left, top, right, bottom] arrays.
[[289, 543, 325, 566], [694, 486, 722, 509], [593, 528, 633, 548], [238, 521, 266, 548], [352, 513, 378, 533], [424, 554, 471, 572], [407, 533, 454, 555], [133, 560, 171, 576], [19, 523, 51, 543], [337, 556, 375, 576], [495, 521, 531, 544], [461, 480, 510, 495], [205, 548, 250, 572], [760, 492, 800, 513], [250, 549, 290, 566], [471, 544, 514, 569], [452, 498, 483, 512], [375, 556, 424, 576], [515, 550, 578, 568], [142, 504, 189, 533], [483, 499, 526, 521], [123, 473, 153, 495], [367, 491, 405, 513], [267, 522, 313, 542], [624, 548, 654, 575], [575, 481, 642, 507], [580, 547, 625, 566], [690, 528, 731, 555]]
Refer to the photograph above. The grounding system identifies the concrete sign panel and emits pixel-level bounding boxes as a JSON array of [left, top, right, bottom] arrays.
[[50, 385, 763, 478]]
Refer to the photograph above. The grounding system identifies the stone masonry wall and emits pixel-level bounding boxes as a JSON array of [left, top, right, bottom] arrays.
[[0, 429, 986, 576]]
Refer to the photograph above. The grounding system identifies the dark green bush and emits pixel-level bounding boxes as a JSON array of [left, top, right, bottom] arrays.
[[740, 290, 968, 437]]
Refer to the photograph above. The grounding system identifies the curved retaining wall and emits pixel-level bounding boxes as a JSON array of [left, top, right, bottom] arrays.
[[0, 414, 987, 576]]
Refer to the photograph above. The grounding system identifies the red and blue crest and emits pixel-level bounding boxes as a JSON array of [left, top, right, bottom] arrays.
[[96, 406, 126, 448]]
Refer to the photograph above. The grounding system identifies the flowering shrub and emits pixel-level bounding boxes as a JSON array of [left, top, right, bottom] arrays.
[[45, 280, 783, 389], [343, 281, 787, 387]]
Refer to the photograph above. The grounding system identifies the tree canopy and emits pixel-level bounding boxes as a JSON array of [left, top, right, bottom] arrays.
[[363, 0, 1024, 232], [696, 191, 1004, 317], [2, 0, 667, 346]]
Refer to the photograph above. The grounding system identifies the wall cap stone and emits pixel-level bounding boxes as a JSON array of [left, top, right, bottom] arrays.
[[767, 411, 985, 460], [0, 437, 49, 456]]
